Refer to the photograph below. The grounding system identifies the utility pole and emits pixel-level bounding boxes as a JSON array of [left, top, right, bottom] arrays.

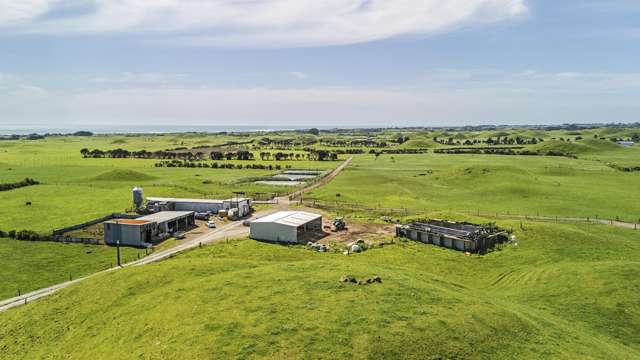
[[116, 239, 121, 267]]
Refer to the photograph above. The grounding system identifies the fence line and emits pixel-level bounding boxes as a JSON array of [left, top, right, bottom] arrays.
[[52, 213, 138, 236], [297, 200, 639, 230]]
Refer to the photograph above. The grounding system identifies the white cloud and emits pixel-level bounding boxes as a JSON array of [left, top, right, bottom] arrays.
[[2, 70, 639, 127], [0, 72, 19, 84], [0, 0, 528, 47], [89, 72, 188, 84], [288, 72, 308, 80], [4, 69, 639, 127], [0, 0, 50, 25]]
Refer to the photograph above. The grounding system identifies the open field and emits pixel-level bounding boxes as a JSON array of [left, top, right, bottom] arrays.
[[0, 238, 145, 299], [1, 220, 638, 359], [0, 135, 339, 233], [307, 152, 640, 222], [0, 127, 639, 358]]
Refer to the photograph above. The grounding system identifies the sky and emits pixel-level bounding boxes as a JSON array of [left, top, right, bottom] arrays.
[[0, 0, 639, 129]]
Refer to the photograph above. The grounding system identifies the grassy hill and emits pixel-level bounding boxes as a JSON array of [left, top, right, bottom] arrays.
[[0, 238, 145, 299], [0, 220, 638, 359], [531, 139, 622, 156], [308, 154, 640, 222]]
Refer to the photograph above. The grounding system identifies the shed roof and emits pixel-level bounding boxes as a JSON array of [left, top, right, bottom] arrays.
[[147, 197, 224, 204], [147, 197, 249, 204], [252, 211, 322, 227], [105, 219, 152, 225], [138, 211, 194, 223]]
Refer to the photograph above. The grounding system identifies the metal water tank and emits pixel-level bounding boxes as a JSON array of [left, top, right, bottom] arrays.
[[132, 187, 143, 209]]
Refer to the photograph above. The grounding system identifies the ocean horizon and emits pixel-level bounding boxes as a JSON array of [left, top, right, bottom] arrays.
[[0, 125, 346, 135]]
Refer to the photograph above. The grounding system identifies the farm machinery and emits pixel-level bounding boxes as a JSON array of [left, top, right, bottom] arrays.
[[331, 217, 347, 232]]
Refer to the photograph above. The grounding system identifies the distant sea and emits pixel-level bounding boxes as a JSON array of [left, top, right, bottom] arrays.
[[0, 125, 345, 135]]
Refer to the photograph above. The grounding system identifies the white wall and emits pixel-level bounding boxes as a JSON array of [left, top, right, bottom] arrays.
[[250, 222, 297, 243], [173, 202, 224, 213]]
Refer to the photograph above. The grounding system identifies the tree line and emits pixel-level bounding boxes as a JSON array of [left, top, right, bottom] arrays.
[[434, 147, 576, 158], [433, 136, 542, 146], [154, 160, 293, 170], [0, 229, 49, 241], [368, 149, 428, 155], [81, 148, 340, 161]]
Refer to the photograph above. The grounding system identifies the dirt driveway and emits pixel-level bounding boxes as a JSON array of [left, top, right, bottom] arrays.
[[312, 217, 395, 245]]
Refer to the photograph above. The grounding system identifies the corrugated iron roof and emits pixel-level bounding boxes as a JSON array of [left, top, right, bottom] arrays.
[[147, 197, 224, 204], [252, 211, 322, 227], [138, 211, 194, 223], [146, 197, 249, 204], [106, 219, 152, 225]]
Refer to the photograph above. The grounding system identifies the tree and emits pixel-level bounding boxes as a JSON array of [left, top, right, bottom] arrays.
[[73, 131, 94, 137], [308, 128, 320, 136], [80, 148, 90, 158], [210, 151, 224, 160]]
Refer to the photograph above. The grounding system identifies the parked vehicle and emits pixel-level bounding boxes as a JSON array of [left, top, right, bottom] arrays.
[[195, 212, 210, 220], [207, 221, 217, 228], [174, 231, 186, 239]]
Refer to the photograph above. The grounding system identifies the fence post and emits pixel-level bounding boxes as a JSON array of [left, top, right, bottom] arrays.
[[17, 289, 20, 297]]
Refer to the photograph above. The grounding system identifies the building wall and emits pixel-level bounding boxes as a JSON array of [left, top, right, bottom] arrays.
[[304, 218, 323, 233], [398, 227, 479, 253], [250, 222, 298, 243], [223, 200, 251, 217], [104, 223, 152, 248], [173, 201, 224, 213]]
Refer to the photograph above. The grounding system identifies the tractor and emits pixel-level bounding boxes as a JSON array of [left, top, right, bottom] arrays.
[[331, 217, 347, 232]]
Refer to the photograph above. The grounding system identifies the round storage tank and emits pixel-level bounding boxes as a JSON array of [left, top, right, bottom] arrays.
[[132, 187, 143, 208]]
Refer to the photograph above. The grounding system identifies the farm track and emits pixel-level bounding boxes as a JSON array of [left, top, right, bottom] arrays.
[[287, 156, 353, 201], [0, 208, 276, 313], [0, 157, 354, 313]]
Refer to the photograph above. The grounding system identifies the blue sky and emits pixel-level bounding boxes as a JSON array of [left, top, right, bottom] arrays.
[[0, 0, 639, 128]]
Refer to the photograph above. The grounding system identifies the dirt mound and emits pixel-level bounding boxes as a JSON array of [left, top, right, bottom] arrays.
[[110, 138, 128, 144], [92, 169, 157, 182]]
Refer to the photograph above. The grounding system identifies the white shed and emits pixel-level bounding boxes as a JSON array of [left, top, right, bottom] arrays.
[[250, 211, 323, 243]]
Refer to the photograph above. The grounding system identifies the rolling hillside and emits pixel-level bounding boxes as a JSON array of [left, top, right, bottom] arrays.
[[1, 220, 638, 359], [307, 154, 640, 222]]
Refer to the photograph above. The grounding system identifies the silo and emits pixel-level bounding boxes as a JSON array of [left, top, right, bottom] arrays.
[[132, 187, 144, 209]]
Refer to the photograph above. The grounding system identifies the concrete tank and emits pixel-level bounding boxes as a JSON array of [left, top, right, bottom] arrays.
[[132, 187, 143, 209]]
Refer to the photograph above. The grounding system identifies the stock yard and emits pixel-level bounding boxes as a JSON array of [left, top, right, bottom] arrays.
[[1, 126, 640, 359]]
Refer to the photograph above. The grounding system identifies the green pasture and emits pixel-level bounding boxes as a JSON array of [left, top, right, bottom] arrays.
[[0, 135, 338, 233], [0, 238, 145, 299], [308, 153, 640, 222], [1, 220, 638, 359]]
